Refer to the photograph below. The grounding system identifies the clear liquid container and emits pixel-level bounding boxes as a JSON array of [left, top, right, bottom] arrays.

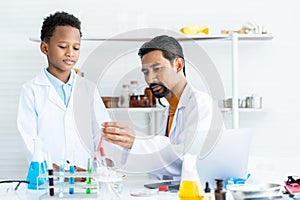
[[120, 84, 130, 108], [26, 138, 47, 190]]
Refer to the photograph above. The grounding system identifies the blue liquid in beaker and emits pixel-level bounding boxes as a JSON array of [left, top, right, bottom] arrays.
[[26, 161, 46, 190]]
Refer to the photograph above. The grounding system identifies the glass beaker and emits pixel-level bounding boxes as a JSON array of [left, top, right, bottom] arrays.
[[96, 167, 124, 200], [26, 138, 46, 190]]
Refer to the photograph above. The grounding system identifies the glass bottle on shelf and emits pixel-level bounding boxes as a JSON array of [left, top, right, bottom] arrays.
[[130, 95, 139, 107], [120, 84, 130, 108], [144, 87, 156, 107], [139, 95, 149, 107], [129, 80, 140, 107], [129, 80, 139, 96]]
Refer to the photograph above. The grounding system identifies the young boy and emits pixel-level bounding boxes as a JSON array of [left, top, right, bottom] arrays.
[[17, 11, 110, 170]]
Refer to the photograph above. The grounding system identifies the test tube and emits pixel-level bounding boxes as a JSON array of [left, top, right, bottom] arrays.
[[47, 153, 54, 196], [58, 153, 65, 198], [69, 150, 75, 195], [86, 158, 92, 194]]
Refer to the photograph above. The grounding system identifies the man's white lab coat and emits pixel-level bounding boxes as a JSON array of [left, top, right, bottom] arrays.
[[17, 70, 110, 168], [120, 83, 220, 179]]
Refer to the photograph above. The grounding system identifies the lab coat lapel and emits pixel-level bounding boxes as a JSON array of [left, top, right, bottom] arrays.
[[168, 84, 191, 140], [48, 87, 66, 110], [34, 71, 66, 110]]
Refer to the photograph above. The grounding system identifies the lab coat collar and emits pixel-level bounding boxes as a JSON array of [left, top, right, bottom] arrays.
[[177, 82, 193, 110], [34, 68, 76, 86], [33, 69, 78, 110], [165, 82, 194, 114], [34, 70, 51, 86], [163, 82, 194, 137]]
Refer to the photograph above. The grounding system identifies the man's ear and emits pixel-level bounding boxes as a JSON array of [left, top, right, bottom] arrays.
[[40, 41, 49, 55], [175, 57, 184, 73]]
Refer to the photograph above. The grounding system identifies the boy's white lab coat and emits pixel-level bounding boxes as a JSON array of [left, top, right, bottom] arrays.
[[119, 83, 221, 179], [17, 70, 110, 168]]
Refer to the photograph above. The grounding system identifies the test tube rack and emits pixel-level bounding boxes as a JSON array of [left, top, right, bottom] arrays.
[[37, 171, 99, 198]]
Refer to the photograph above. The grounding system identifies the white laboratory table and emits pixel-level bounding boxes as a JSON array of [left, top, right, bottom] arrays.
[[0, 174, 179, 200], [1, 155, 299, 199]]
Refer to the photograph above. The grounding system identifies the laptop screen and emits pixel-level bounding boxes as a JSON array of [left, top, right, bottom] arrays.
[[188, 128, 252, 187]]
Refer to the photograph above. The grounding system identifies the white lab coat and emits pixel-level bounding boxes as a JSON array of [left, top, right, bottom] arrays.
[[120, 83, 221, 179], [17, 70, 110, 168]]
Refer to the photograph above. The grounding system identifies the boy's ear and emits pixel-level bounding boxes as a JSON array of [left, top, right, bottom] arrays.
[[40, 41, 49, 55]]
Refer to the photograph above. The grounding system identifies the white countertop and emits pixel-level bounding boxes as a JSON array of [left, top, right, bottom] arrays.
[[1, 155, 298, 199]]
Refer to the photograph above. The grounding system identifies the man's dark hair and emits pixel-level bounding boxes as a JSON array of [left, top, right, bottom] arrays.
[[40, 11, 82, 42], [138, 35, 185, 76]]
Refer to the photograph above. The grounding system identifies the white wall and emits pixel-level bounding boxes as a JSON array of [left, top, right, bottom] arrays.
[[0, 0, 299, 178]]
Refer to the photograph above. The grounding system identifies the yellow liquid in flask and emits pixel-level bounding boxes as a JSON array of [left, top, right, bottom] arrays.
[[178, 180, 204, 200]]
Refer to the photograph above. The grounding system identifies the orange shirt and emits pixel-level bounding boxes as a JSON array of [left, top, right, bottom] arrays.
[[166, 95, 179, 137]]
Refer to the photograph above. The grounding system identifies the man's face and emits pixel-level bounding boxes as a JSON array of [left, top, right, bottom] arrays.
[[141, 50, 179, 98]]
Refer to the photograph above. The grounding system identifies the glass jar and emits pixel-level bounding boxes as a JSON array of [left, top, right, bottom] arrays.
[[129, 95, 139, 107], [139, 95, 149, 107], [120, 84, 130, 108], [129, 80, 139, 96], [144, 87, 156, 107]]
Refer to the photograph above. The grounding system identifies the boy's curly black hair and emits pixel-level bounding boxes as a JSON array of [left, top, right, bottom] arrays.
[[40, 11, 82, 42]]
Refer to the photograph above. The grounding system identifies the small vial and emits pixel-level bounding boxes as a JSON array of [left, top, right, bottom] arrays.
[[214, 179, 226, 200]]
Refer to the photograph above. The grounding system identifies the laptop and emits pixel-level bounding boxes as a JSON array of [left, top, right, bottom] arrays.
[[189, 128, 252, 188]]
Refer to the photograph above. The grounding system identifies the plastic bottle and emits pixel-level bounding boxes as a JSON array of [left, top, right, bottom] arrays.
[[120, 84, 130, 108], [26, 138, 47, 190]]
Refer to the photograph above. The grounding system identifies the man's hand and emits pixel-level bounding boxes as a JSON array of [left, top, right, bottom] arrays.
[[102, 122, 135, 149]]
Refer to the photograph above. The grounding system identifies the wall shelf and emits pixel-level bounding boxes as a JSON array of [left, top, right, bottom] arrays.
[[29, 34, 273, 42], [220, 108, 264, 112], [107, 107, 164, 112]]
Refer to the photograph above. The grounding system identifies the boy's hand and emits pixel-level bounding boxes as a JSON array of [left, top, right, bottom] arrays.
[[52, 163, 86, 182], [102, 122, 135, 149]]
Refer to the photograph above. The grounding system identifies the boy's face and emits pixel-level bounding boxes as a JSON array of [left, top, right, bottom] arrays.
[[141, 50, 183, 99], [40, 25, 81, 74]]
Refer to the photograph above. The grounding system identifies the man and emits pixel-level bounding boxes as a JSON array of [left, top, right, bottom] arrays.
[[102, 35, 219, 179]]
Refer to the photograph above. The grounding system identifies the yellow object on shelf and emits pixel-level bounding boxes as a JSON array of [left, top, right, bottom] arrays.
[[180, 25, 209, 35]]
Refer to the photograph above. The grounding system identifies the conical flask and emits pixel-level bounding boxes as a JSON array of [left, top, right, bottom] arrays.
[[26, 138, 46, 190], [178, 153, 204, 200]]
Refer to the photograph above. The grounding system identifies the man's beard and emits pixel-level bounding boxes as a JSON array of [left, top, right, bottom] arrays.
[[149, 83, 169, 99]]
